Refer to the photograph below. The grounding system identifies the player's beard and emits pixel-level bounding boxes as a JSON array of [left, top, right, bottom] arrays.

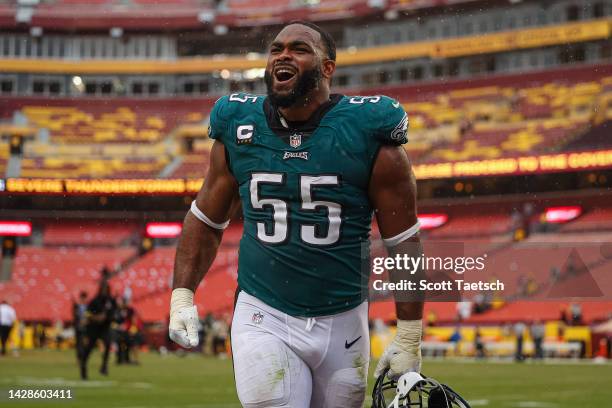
[[265, 65, 322, 108]]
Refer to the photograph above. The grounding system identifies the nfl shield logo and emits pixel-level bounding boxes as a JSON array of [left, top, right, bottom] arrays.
[[289, 133, 302, 148], [252, 312, 264, 325]]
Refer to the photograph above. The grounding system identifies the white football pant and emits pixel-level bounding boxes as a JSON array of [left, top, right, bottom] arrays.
[[231, 291, 370, 408]]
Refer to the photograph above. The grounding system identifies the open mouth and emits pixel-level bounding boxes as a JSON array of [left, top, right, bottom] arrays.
[[274, 66, 297, 83]]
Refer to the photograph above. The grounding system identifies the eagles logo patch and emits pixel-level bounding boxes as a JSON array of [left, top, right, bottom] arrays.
[[283, 151, 309, 160], [390, 113, 408, 141]]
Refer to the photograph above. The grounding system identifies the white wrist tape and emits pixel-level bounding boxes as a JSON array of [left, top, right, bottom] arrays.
[[394, 319, 423, 355], [382, 221, 420, 247], [190, 200, 230, 230], [170, 288, 194, 312]]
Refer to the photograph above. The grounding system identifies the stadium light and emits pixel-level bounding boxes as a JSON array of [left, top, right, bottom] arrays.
[[244, 68, 265, 79], [15, 7, 33, 23], [384, 10, 399, 20], [146, 222, 183, 238], [417, 214, 448, 230], [30, 26, 43, 37], [0, 221, 32, 237], [72, 76, 84, 93], [544, 206, 582, 223], [110, 27, 123, 38], [214, 25, 228, 36], [198, 11, 215, 24]]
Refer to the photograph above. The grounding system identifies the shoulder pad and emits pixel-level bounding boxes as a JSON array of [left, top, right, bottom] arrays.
[[208, 93, 263, 141], [212, 93, 263, 120], [345, 95, 408, 145]]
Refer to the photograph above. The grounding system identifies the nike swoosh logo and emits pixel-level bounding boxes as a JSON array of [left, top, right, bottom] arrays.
[[392, 101, 400, 108], [345, 336, 362, 349]]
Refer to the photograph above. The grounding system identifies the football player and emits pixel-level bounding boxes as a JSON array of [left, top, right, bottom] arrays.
[[170, 20, 424, 407]]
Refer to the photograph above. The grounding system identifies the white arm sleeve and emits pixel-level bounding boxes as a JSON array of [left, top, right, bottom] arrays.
[[190, 200, 230, 230], [382, 221, 420, 247]]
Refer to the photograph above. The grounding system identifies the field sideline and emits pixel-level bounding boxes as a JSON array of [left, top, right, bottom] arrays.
[[1, 350, 611, 407]]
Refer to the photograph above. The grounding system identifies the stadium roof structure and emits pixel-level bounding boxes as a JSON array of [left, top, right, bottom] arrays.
[[0, 0, 488, 31]]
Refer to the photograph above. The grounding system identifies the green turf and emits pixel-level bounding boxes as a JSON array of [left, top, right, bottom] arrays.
[[1, 350, 611, 407]]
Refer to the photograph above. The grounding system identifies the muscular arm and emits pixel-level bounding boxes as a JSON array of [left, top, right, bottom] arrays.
[[368, 145, 423, 321], [172, 141, 239, 291]]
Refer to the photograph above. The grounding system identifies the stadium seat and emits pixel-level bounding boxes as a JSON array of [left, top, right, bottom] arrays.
[[43, 221, 138, 246], [0, 247, 137, 321]]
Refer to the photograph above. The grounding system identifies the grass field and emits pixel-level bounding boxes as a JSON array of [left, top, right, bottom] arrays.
[[1, 350, 612, 407]]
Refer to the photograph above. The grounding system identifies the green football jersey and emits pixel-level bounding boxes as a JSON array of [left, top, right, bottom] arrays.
[[208, 92, 408, 317]]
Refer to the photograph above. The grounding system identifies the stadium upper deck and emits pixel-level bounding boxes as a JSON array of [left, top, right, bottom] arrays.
[[0, 0, 609, 189], [0, 0, 609, 106], [2, 63, 611, 182]]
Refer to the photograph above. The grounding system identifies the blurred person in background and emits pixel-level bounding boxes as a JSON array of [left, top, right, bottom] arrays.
[[201, 312, 215, 355], [560, 305, 569, 325], [0, 300, 17, 356], [456, 300, 472, 321], [115, 297, 142, 365], [474, 293, 490, 314], [127, 304, 144, 365], [514, 321, 526, 362], [114, 297, 130, 365], [17, 321, 26, 352], [34, 322, 47, 349], [474, 327, 485, 359], [426, 310, 437, 327], [501, 322, 512, 338], [54, 319, 65, 350], [197, 315, 206, 354], [123, 285, 132, 303], [72, 291, 89, 361], [450, 325, 462, 355], [79, 281, 117, 380], [211, 315, 229, 357], [530, 320, 545, 360], [570, 303, 583, 325], [510, 209, 525, 241], [100, 266, 111, 284]]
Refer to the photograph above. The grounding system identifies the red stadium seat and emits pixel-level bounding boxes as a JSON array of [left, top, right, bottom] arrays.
[[0, 246, 137, 321], [43, 221, 137, 246]]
